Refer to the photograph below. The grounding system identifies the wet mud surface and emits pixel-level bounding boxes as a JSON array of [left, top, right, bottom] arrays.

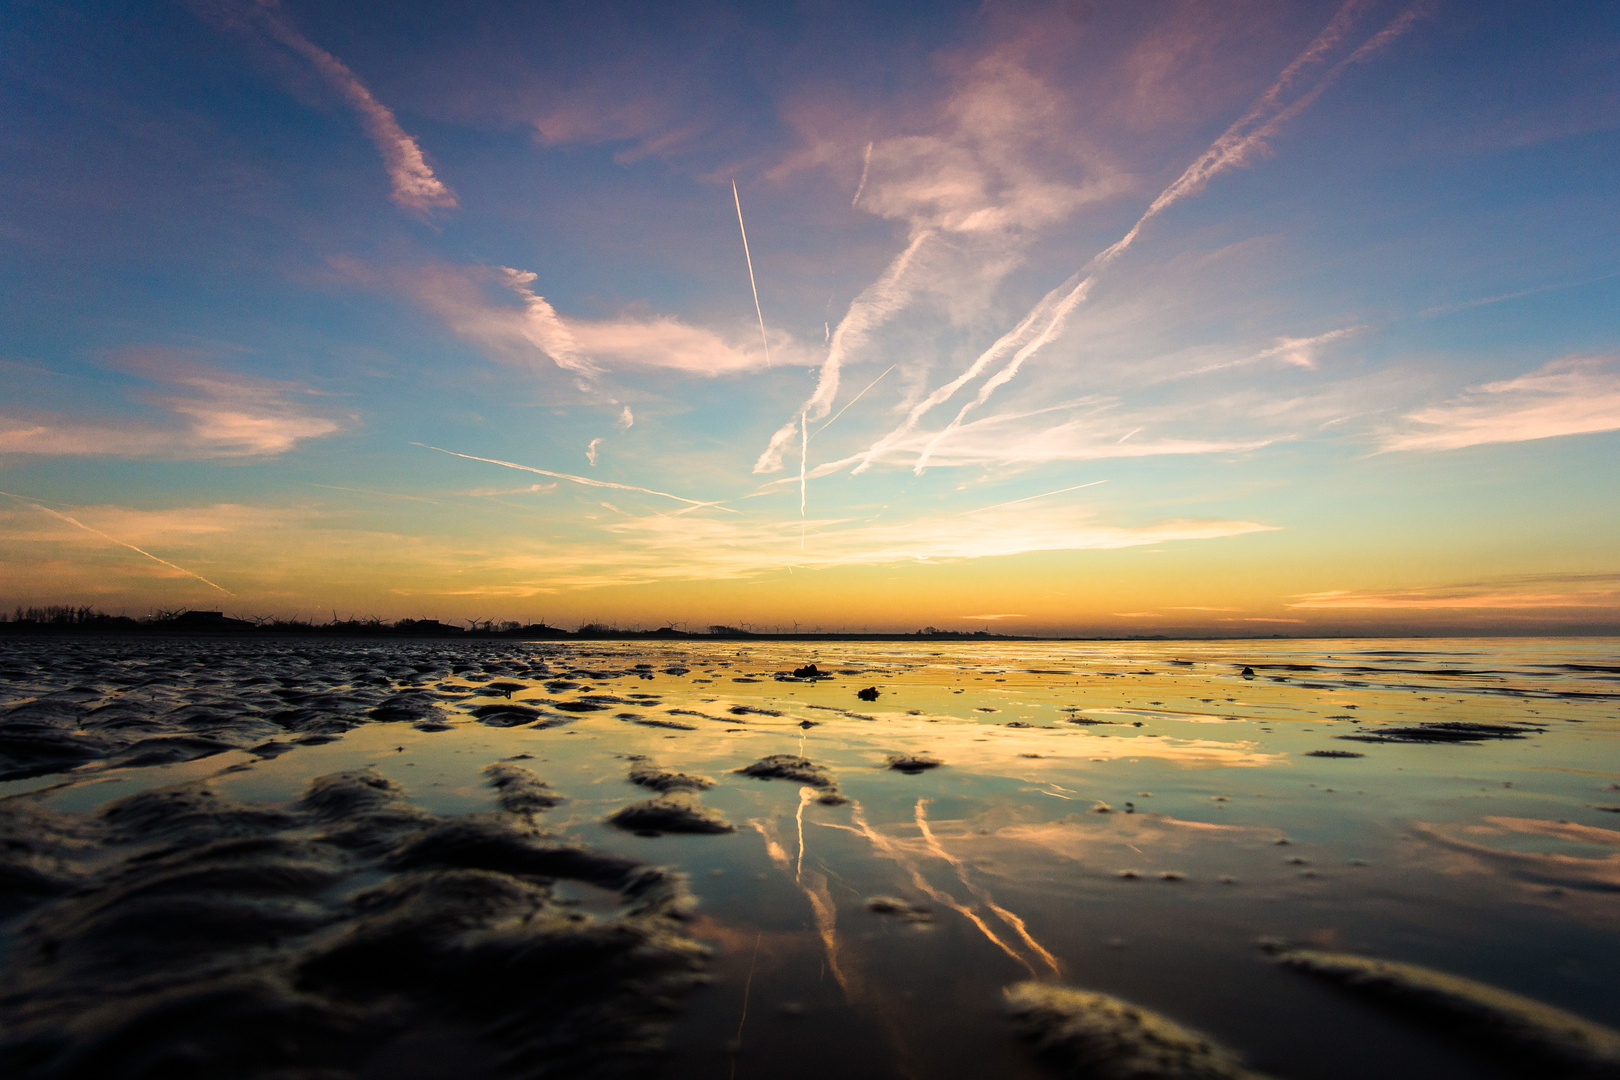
[[2, 636, 1619, 1079]]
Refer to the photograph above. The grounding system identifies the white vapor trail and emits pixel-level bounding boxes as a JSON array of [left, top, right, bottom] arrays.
[[233, 2, 456, 215], [869, 0, 1424, 474], [414, 444, 739, 513], [971, 480, 1107, 514], [799, 413, 808, 517], [754, 230, 932, 474], [852, 141, 873, 207], [733, 180, 773, 369], [815, 364, 896, 440], [1, 490, 234, 595]]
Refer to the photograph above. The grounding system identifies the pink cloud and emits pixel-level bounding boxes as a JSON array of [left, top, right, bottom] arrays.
[[396, 261, 800, 379], [0, 354, 344, 459], [205, 0, 456, 215], [1382, 355, 1620, 451]]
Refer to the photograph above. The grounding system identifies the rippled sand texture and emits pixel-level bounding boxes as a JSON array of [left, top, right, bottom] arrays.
[[1, 637, 1617, 1079]]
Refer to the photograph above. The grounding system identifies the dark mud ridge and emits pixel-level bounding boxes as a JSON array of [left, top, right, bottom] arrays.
[[0, 640, 669, 782], [1338, 721, 1546, 744], [1273, 949, 1620, 1078], [0, 766, 706, 1079], [735, 754, 848, 804], [1003, 981, 1269, 1080]]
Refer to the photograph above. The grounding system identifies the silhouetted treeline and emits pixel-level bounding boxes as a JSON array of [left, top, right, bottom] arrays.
[[0, 607, 1018, 641]]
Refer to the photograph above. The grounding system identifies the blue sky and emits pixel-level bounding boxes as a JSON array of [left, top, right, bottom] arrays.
[[1, 0, 1617, 632]]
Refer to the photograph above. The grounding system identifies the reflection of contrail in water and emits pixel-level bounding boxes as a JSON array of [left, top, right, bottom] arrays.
[[796, 786, 816, 880], [751, 815, 853, 997], [733, 180, 773, 369], [1, 490, 234, 595], [839, 802, 1036, 977], [915, 800, 1061, 977], [415, 444, 739, 513]]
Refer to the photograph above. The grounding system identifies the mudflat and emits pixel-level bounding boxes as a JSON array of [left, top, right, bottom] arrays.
[[2, 637, 1617, 1079]]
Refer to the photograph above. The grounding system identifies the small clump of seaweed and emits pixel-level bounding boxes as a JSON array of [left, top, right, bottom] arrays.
[[1305, 750, 1365, 758], [856, 686, 881, 701], [1272, 948, 1620, 1076], [1003, 981, 1270, 1079]]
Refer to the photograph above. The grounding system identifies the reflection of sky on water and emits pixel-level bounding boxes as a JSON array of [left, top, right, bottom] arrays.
[[7, 637, 1620, 1079]]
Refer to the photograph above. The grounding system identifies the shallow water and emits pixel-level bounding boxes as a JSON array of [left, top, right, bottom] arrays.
[[2, 636, 1618, 1079]]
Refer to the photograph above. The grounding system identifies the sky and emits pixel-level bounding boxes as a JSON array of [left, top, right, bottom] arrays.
[[1, 0, 1617, 635]]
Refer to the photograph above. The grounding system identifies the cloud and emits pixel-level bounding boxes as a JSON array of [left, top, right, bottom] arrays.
[[1381, 355, 1620, 452], [585, 437, 602, 466], [958, 614, 1023, 620], [0, 355, 344, 459], [1290, 573, 1620, 610], [393, 261, 795, 380], [204, 0, 457, 215], [869, 2, 1425, 471]]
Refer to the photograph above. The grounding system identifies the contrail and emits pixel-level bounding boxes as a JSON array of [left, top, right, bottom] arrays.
[[799, 412, 808, 517], [971, 480, 1107, 514], [815, 364, 896, 440], [863, 0, 1424, 474], [0, 490, 234, 595], [852, 141, 873, 207], [414, 444, 739, 513], [733, 180, 772, 369]]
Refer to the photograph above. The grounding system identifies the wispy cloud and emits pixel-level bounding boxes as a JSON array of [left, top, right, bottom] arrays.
[[386, 261, 792, 381], [1381, 355, 1620, 452], [205, 0, 457, 215], [1290, 573, 1620, 610], [876, 1, 1425, 472], [0, 355, 344, 459]]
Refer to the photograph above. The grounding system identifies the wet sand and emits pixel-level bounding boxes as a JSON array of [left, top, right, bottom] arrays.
[[2, 637, 1618, 1078]]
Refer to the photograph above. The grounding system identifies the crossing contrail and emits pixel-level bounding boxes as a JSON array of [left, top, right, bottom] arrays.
[[733, 180, 773, 369], [0, 490, 234, 595], [414, 444, 739, 513]]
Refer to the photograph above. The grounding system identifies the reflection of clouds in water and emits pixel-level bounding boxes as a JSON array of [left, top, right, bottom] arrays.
[[975, 814, 1284, 870], [1411, 817, 1620, 894]]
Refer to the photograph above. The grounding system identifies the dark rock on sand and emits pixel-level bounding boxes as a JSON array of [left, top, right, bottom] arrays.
[[792, 664, 820, 678], [0, 769, 706, 1080], [628, 763, 715, 793], [1273, 948, 1620, 1077], [1003, 981, 1270, 1080], [606, 795, 735, 835], [856, 686, 881, 702], [886, 754, 942, 774]]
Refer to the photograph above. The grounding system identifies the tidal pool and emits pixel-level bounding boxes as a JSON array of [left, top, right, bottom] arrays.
[[1, 637, 1617, 1079]]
